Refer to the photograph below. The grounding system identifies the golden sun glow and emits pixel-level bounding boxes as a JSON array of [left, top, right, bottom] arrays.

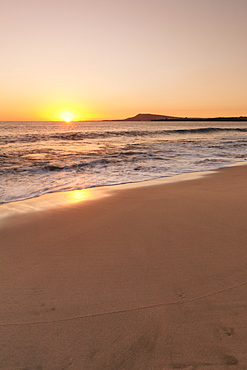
[[66, 189, 91, 203], [60, 111, 75, 123]]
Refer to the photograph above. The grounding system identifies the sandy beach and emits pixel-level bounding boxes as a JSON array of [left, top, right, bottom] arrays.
[[1, 164, 247, 369]]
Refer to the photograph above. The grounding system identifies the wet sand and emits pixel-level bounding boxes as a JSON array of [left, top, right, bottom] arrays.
[[0, 165, 247, 369]]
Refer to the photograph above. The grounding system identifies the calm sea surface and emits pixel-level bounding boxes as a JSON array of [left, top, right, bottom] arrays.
[[0, 120, 247, 204]]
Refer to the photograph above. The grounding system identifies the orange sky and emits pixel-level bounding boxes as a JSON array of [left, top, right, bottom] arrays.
[[1, 0, 247, 121]]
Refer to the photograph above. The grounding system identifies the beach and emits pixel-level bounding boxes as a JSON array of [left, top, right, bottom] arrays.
[[1, 164, 247, 369]]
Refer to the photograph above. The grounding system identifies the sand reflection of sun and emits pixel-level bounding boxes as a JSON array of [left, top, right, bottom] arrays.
[[66, 189, 91, 203]]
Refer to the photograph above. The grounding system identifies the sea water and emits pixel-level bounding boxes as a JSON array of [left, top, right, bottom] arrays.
[[0, 120, 246, 204]]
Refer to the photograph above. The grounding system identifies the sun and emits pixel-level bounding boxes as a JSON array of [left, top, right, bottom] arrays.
[[60, 111, 75, 123]]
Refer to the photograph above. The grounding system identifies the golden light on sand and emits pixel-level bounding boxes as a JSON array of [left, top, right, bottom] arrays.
[[66, 189, 91, 203], [60, 111, 75, 123]]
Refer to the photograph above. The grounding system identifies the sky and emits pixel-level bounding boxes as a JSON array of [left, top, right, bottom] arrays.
[[1, 0, 247, 121]]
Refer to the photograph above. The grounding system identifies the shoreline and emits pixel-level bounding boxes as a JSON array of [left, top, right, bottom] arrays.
[[1, 162, 247, 368], [1, 161, 246, 225]]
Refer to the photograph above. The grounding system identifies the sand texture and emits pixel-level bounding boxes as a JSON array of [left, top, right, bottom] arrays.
[[1, 165, 247, 369]]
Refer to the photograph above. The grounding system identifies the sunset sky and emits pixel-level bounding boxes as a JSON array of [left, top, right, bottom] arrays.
[[1, 0, 247, 121]]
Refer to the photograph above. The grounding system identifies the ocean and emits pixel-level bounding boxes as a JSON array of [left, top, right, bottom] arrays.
[[1, 120, 247, 204]]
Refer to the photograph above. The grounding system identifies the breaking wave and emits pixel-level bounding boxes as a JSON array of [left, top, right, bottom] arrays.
[[1, 127, 247, 144]]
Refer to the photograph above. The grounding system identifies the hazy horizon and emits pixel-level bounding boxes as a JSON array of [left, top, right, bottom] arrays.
[[1, 111, 247, 123]]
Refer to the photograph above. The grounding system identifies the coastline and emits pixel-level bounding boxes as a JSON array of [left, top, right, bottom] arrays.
[[0, 168, 213, 225], [0, 161, 246, 225], [1, 163, 247, 368]]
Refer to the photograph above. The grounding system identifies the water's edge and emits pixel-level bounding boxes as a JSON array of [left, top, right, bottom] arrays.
[[1, 162, 246, 224]]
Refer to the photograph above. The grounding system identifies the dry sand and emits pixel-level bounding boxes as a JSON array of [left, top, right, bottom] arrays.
[[0, 165, 247, 369]]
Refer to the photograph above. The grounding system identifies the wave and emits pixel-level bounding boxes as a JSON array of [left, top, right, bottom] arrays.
[[173, 127, 247, 134], [0, 150, 174, 174], [0, 158, 120, 174], [1, 127, 247, 144]]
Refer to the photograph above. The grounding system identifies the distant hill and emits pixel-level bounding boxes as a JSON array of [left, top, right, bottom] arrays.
[[120, 113, 247, 122], [124, 113, 178, 121], [101, 113, 247, 122]]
